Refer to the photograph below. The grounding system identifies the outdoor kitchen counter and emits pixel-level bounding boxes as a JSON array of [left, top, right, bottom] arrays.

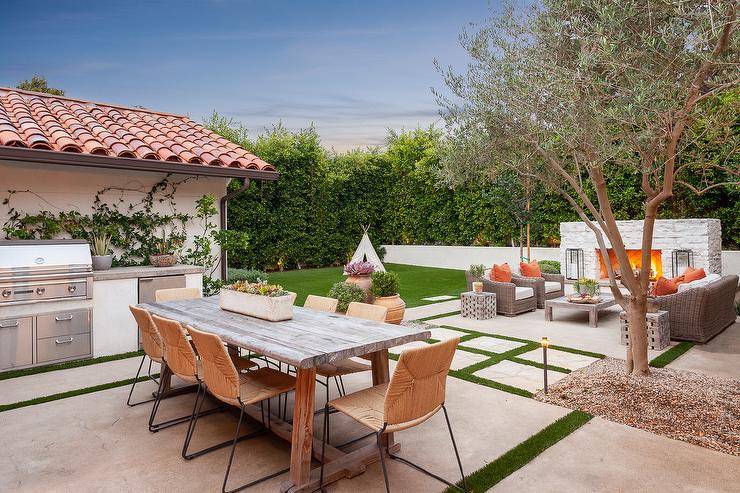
[[92, 264, 203, 281]]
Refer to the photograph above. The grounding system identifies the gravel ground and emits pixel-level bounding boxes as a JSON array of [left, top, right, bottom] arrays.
[[535, 358, 739, 456]]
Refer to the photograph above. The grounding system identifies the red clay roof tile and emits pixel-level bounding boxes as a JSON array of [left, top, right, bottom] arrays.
[[0, 87, 275, 174]]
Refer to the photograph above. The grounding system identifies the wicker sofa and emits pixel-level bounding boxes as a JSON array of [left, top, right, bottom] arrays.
[[654, 274, 738, 343], [512, 272, 565, 308], [465, 271, 538, 316]]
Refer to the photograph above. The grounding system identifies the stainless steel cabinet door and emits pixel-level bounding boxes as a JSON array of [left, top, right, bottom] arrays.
[[0, 317, 33, 370], [138, 275, 186, 303]]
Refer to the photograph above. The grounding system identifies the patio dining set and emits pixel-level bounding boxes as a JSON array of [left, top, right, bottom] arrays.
[[127, 288, 470, 493]]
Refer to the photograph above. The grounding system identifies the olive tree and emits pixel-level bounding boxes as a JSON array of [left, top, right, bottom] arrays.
[[436, 0, 738, 374]]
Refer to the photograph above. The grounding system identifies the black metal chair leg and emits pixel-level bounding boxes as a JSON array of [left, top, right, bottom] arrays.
[[182, 384, 206, 459], [222, 404, 289, 493], [338, 375, 347, 396], [127, 355, 156, 407], [377, 431, 391, 493], [148, 369, 166, 431], [443, 405, 469, 492]]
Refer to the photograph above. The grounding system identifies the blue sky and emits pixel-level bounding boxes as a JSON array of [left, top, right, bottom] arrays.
[[1, 1, 497, 151]]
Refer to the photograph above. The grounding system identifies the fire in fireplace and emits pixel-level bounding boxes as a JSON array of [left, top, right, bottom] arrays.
[[596, 249, 663, 280]]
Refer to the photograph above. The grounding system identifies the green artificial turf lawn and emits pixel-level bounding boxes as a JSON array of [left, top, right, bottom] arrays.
[[229, 263, 467, 308]]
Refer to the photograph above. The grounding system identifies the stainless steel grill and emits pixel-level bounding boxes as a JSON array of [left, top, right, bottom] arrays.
[[0, 240, 93, 306]]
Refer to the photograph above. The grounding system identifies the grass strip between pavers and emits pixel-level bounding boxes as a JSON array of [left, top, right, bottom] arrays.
[[0, 373, 159, 413], [649, 341, 695, 368], [445, 410, 594, 492], [0, 350, 145, 381], [417, 311, 461, 322]]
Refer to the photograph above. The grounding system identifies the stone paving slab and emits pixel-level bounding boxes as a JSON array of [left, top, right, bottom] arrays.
[[390, 340, 430, 355], [461, 336, 528, 354], [0, 356, 158, 406], [473, 360, 567, 393], [402, 299, 460, 322], [517, 348, 600, 370], [429, 326, 469, 341], [490, 417, 740, 493], [667, 320, 739, 379], [0, 360, 572, 493], [450, 349, 490, 371]]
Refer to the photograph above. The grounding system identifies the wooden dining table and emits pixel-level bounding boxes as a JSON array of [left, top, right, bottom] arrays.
[[138, 296, 430, 493]]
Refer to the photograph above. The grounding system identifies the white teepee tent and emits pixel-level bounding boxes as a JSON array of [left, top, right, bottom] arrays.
[[346, 225, 385, 273]]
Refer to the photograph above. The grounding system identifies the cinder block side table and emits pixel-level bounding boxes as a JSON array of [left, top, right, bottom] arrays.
[[460, 291, 497, 319]]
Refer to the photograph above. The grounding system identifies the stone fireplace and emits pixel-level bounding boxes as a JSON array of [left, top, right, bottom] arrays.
[[559, 219, 722, 280]]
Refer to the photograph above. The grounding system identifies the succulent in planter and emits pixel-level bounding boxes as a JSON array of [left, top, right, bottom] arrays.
[[328, 282, 366, 313], [90, 232, 113, 271], [150, 231, 179, 267], [344, 260, 376, 276], [220, 280, 292, 321], [369, 271, 405, 324], [573, 277, 600, 297]]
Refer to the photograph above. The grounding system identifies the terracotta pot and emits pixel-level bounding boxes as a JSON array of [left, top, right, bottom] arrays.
[[346, 274, 372, 302], [149, 253, 177, 267], [373, 294, 406, 325], [472, 281, 483, 293]]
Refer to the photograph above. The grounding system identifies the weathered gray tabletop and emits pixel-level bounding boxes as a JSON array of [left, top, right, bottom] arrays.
[[138, 296, 430, 493]]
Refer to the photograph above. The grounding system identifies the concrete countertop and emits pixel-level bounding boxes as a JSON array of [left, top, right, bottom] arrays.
[[93, 264, 204, 281]]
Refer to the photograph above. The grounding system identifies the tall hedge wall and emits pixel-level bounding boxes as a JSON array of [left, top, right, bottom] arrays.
[[209, 118, 738, 271]]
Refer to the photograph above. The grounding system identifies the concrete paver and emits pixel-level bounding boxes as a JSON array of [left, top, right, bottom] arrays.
[[473, 360, 567, 393]]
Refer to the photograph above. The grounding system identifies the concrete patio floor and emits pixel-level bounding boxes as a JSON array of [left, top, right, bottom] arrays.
[[0, 360, 570, 493], [491, 417, 740, 493]]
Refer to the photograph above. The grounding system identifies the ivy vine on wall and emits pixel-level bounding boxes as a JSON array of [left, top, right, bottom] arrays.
[[2, 176, 247, 294]]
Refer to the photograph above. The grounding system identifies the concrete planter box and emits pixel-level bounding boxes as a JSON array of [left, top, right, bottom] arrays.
[[219, 288, 294, 322]]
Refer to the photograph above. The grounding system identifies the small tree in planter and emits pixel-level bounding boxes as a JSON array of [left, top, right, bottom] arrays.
[[370, 271, 405, 324], [328, 282, 366, 313], [90, 231, 113, 271]]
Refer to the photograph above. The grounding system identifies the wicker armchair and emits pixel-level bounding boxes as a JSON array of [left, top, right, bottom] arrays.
[[465, 271, 538, 316], [512, 273, 566, 308], [654, 274, 738, 343]]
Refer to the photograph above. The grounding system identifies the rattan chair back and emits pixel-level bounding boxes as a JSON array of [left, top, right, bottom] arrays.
[[384, 337, 459, 429], [304, 294, 339, 313], [187, 326, 241, 404], [346, 301, 387, 321], [152, 314, 198, 380], [129, 305, 164, 361], [155, 287, 201, 302]]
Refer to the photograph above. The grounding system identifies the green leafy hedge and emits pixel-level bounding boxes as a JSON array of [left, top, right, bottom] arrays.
[[205, 101, 738, 271]]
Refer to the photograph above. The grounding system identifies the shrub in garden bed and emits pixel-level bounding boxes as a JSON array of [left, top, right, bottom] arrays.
[[328, 282, 366, 312]]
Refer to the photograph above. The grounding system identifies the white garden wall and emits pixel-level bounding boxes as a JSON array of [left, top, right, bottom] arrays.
[[381, 245, 560, 270], [0, 161, 230, 278], [382, 244, 740, 278]]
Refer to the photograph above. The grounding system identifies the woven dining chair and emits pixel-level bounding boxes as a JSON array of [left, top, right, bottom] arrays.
[[155, 287, 201, 302], [149, 315, 255, 434], [319, 337, 469, 493], [187, 326, 296, 493], [126, 306, 165, 407]]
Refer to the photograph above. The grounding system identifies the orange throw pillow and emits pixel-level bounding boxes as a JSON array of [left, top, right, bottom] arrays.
[[491, 263, 512, 282], [520, 260, 542, 278], [683, 267, 706, 283], [653, 276, 678, 296]]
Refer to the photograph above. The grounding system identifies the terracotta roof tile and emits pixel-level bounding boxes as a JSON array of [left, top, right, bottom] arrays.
[[0, 87, 275, 173]]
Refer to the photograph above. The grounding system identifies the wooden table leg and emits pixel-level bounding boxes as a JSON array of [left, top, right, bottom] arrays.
[[369, 349, 393, 447], [289, 367, 317, 489], [545, 304, 553, 321], [589, 308, 598, 327]]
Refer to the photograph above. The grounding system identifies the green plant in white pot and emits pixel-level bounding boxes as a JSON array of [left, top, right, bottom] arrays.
[[90, 232, 113, 271]]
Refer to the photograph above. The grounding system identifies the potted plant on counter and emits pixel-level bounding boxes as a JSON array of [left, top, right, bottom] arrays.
[[370, 271, 405, 324], [220, 280, 293, 321], [328, 282, 366, 313], [344, 260, 375, 301], [150, 231, 178, 267], [90, 232, 113, 271]]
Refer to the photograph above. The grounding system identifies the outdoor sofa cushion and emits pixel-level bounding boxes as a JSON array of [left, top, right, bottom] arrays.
[[684, 267, 707, 283], [677, 272, 721, 293], [520, 260, 542, 277], [653, 276, 679, 296], [544, 281, 562, 294], [514, 286, 534, 300], [491, 263, 513, 283]]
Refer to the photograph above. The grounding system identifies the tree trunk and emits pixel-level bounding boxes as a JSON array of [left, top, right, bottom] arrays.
[[626, 297, 650, 375]]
